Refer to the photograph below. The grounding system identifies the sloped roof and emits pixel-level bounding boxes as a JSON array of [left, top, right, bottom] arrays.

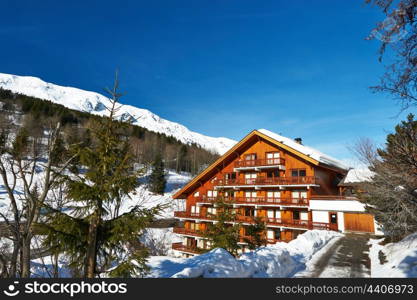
[[338, 168, 374, 186], [173, 129, 349, 199], [258, 129, 348, 171]]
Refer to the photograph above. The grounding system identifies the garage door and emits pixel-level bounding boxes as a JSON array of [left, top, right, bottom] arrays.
[[344, 213, 374, 233]]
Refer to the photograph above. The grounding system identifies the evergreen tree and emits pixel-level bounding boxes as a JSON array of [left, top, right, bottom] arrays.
[[42, 74, 164, 278], [148, 153, 166, 195], [176, 145, 188, 172], [203, 197, 241, 256], [243, 217, 267, 250], [357, 114, 417, 241]]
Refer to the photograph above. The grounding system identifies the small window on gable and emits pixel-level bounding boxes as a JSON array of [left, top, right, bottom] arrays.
[[291, 169, 307, 177], [245, 153, 257, 161], [224, 172, 236, 180], [194, 191, 200, 197]]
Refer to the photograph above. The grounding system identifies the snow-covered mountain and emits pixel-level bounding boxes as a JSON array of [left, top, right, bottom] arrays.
[[0, 73, 236, 154]]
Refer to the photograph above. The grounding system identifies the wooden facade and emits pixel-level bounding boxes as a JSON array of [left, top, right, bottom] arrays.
[[172, 130, 376, 256]]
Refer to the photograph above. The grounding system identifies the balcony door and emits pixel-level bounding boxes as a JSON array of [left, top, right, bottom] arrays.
[[291, 190, 308, 204], [245, 173, 257, 184], [267, 191, 280, 203], [245, 191, 257, 202]]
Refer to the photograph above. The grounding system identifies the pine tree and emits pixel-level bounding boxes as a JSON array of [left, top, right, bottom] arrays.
[[41, 74, 165, 278], [148, 153, 166, 195], [203, 197, 241, 256], [243, 217, 267, 250], [357, 114, 417, 241]]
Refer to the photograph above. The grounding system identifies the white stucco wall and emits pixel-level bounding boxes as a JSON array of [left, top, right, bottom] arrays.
[[309, 200, 366, 212], [312, 211, 329, 223]]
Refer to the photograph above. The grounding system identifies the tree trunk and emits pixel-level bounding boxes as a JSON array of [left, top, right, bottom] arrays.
[[84, 213, 99, 278], [20, 234, 31, 278], [9, 240, 19, 278]]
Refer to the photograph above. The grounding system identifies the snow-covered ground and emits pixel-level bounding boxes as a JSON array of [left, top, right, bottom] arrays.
[[369, 233, 417, 277], [0, 73, 236, 155], [146, 230, 342, 278], [0, 166, 192, 277]]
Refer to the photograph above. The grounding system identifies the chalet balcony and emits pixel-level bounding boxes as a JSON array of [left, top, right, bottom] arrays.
[[196, 196, 309, 207], [174, 211, 215, 221], [213, 176, 320, 188], [233, 196, 308, 207], [234, 158, 286, 171], [265, 218, 330, 230], [173, 227, 204, 237], [171, 242, 204, 254], [230, 215, 331, 231]]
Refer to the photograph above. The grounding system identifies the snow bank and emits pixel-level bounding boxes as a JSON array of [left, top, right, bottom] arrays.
[[147, 230, 342, 278], [369, 233, 417, 277]]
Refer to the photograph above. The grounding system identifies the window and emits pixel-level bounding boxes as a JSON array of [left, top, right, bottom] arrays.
[[293, 211, 300, 220], [245, 173, 257, 184], [292, 190, 308, 199], [267, 191, 280, 203], [266, 152, 280, 165], [193, 191, 200, 197], [245, 153, 257, 161], [291, 169, 306, 177], [224, 172, 236, 180], [267, 229, 281, 241], [300, 212, 309, 221], [244, 207, 255, 216], [267, 209, 280, 219], [191, 206, 200, 215], [245, 191, 257, 198], [207, 207, 216, 215], [207, 190, 217, 198]]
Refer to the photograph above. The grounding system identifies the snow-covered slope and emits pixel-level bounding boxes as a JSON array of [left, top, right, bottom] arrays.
[[369, 233, 417, 278], [0, 73, 236, 155]]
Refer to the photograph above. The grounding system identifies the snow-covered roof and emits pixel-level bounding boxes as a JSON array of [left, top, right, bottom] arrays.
[[258, 129, 349, 171], [343, 168, 374, 184]]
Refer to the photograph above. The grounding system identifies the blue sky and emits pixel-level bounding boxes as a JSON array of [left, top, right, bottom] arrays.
[[0, 0, 411, 163]]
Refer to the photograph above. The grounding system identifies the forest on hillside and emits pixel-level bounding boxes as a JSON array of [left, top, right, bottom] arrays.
[[0, 87, 219, 175]]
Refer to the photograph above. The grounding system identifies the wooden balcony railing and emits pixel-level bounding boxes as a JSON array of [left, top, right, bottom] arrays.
[[213, 176, 319, 187], [265, 218, 330, 230], [173, 227, 204, 237], [173, 211, 214, 221], [233, 197, 309, 206], [173, 211, 332, 230], [235, 158, 285, 168], [171, 242, 204, 254], [196, 196, 309, 206]]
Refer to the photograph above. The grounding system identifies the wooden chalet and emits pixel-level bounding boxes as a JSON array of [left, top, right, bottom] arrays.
[[172, 129, 377, 256]]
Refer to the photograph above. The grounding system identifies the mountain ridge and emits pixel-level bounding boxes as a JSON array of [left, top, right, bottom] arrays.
[[0, 73, 236, 154]]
